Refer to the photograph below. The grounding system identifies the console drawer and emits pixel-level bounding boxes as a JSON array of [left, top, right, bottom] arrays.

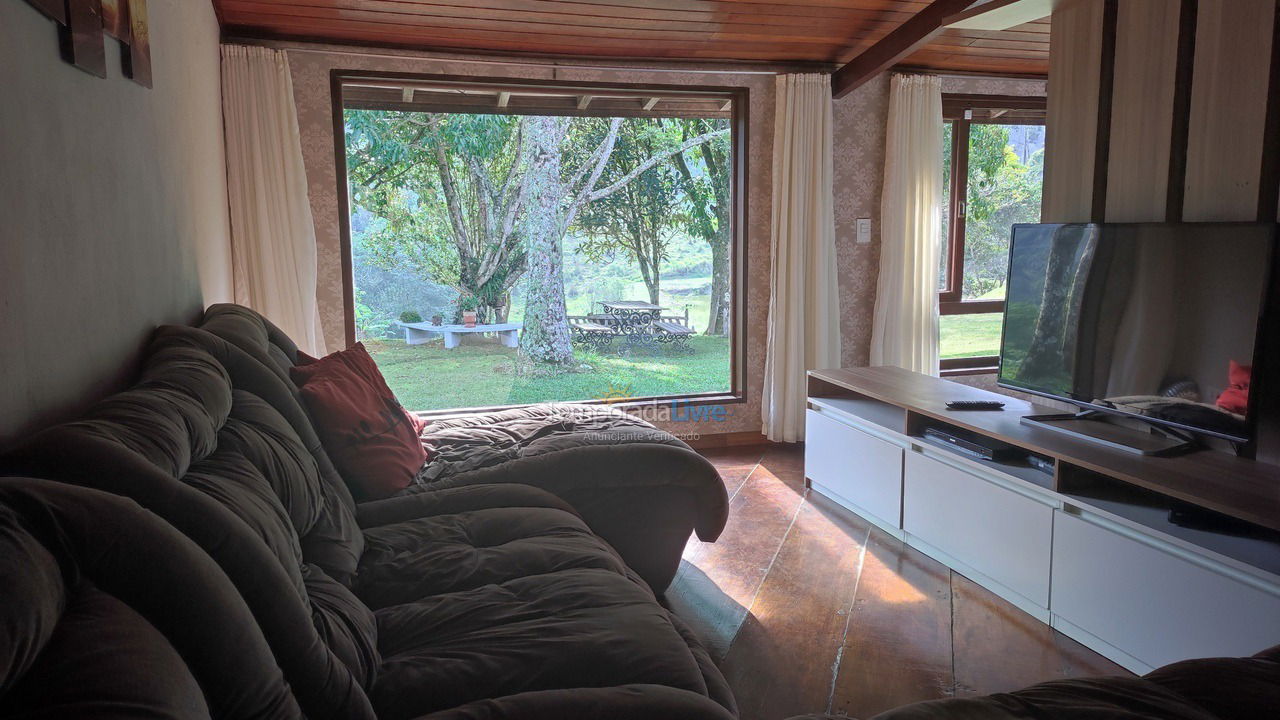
[[805, 409, 903, 528], [1051, 510, 1280, 669], [903, 452, 1053, 607]]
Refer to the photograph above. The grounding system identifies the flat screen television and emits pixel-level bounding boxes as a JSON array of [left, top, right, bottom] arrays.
[[998, 222, 1278, 443]]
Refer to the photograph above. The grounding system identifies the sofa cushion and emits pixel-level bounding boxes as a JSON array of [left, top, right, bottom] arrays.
[[370, 568, 711, 720], [356, 502, 629, 609], [0, 478, 303, 720], [1143, 650, 1280, 720], [291, 343, 428, 501], [1, 584, 212, 720], [304, 564, 381, 690], [0, 335, 376, 720]]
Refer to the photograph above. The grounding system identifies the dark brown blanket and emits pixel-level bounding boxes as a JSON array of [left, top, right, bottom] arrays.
[[415, 403, 682, 484]]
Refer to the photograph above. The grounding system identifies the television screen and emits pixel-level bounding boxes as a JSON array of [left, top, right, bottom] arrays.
[[998, 222, 1276, 442]]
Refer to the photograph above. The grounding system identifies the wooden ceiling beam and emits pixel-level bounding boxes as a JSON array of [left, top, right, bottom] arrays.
[[832, 0, 980, 99]]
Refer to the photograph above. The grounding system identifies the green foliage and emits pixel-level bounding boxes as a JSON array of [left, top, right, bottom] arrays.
[[572, 119, 686, 301], [346, 109, 732, 355], [456, 294, 479, 312], [666, 118, 732, 246], [344, 110, 527, 323], [399, 310, 423, 324], [354, 287, 394, 340], [957, 124, 1045, 299]]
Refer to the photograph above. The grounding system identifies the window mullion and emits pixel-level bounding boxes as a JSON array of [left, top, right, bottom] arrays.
[[942, 119, 969, 303]]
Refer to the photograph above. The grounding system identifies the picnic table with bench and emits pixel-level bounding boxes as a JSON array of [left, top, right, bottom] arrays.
[[567, 300, 696, 352]]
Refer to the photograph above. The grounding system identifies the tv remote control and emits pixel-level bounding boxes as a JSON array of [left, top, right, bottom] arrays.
[[945, 400, 1005, 411]]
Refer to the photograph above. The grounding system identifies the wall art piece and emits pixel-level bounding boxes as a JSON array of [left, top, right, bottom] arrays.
[[64, 0, 108, 78], [24, 0, 65, 24], [23, 0, 152, 88], [124, 0, 151, 88], [101, 0, 129, 40]]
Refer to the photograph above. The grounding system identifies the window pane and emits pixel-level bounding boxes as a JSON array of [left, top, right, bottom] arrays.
[[962, 123, 1045, 301], [343, 109, 733, 412], [939, 121, 952, 291], [939, 313, 1003, 360]]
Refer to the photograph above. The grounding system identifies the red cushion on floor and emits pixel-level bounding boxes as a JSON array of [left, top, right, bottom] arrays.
[[290, 343, 428, 500]]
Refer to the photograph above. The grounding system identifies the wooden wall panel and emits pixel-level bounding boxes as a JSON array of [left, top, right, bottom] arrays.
[[1041, 0, 1104, 223], [1104, 0, 1179, 222], [1183, 0, 1277, 222]]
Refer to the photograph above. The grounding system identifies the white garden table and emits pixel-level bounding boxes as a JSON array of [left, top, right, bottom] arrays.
[[402, 321, 522, 349]]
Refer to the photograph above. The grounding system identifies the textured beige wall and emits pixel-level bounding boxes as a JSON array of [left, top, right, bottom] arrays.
[[0, 0, 230, 443], [281, 46, 775, 436]]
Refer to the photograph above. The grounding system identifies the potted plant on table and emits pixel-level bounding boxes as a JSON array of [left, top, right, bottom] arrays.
[[458, 294, 479, 328]]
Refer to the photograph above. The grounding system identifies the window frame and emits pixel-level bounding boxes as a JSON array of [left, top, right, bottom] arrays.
[[939, 93, 1047, 374], [330, 70, 749, 415]]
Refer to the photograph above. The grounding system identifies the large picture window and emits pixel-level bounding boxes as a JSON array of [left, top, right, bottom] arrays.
[[334, 75, 745, 412], [939, 94, 1047, 374]]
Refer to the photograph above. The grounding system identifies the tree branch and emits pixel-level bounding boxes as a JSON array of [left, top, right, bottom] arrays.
[[561, 118, 624, 235], [587, 127, 729, 202], [426, 115, 472, 252]]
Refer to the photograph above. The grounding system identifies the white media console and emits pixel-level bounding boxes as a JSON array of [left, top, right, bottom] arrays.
[[805, 366, 1280, 674]]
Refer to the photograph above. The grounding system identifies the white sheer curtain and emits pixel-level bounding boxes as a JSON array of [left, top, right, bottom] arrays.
[[871, 73, 943, 375], [221, 45, 326, 356], [762, 73, 842, 443]]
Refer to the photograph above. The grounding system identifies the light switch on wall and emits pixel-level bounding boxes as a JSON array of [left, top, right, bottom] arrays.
[[856, 218, 872, 244]]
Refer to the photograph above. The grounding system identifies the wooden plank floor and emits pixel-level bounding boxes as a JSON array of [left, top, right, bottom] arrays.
[[667, 444, 1130, 720]]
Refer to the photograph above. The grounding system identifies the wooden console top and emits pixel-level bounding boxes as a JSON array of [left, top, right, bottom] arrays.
[[809, 366, 1280, 532]]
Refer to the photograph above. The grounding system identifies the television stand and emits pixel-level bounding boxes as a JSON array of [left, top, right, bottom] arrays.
[[804, 365, 1280, 674], [1021, 409, 1196, 456]]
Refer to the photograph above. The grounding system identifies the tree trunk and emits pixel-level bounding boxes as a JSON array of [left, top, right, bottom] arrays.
[[518, 116, 576, 366], [634, 235, 661, 305], [706, 233, 730, 335]]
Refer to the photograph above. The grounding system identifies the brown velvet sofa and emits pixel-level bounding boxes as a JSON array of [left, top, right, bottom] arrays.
[[786, 643, 1280, 720], [200, 303, 728, 592], [0, 477, 304, 720], [0, 305, 736, 720]]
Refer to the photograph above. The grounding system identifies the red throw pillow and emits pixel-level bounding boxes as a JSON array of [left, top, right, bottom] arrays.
[[290, 343, 428, 500], [1215, 360, 1252, 415]]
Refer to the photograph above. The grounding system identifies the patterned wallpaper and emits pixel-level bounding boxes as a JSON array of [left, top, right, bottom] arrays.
[[280, 41, 1045, 437], [282, 45, 775, 436]]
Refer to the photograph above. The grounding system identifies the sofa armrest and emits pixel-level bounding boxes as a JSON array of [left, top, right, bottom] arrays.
[[418, 443, 728, 591], [411, 684, 737, 720]]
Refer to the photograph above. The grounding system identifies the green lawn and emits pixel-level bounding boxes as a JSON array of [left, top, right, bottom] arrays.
[[367, 334, 731, 411], [939, 313, 1003, 359]]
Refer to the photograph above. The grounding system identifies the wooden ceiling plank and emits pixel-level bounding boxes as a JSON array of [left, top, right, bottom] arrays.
[[219, 3, 878, 46], [832, 0, 980, 98], [220, 0, 917, 26], [226, 20, 842, 60], [214, 0, 1048, 74]]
